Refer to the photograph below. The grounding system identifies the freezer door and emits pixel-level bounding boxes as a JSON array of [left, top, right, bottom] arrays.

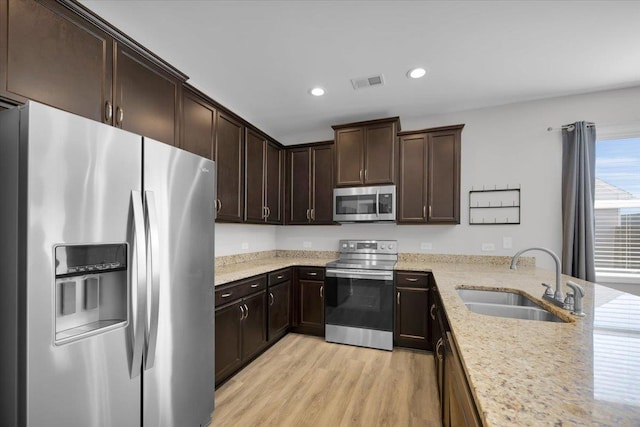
[[142, 138, 215, 427], [22, 102, 143, 426]]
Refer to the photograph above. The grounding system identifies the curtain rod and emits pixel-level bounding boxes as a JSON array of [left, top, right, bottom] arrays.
[[546, 122, 595, 132]]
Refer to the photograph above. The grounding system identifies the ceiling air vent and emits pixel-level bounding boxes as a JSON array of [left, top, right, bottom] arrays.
[[351, 74, 385, 90]]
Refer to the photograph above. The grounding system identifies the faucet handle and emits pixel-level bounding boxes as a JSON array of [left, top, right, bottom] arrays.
[[566, 281, 584, 297], [541, 283, 554, 297]]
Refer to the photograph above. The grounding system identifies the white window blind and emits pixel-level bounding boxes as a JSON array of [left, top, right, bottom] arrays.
[[594, 137, 640, 281]]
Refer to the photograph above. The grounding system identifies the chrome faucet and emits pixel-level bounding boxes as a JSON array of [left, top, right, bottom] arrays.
[[510, 247, 564, 304]]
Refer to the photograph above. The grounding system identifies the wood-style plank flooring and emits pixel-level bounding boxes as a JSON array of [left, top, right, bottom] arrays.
[[211, 333, 441, 426]]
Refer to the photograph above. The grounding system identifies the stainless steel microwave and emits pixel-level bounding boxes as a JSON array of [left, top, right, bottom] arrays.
[[333, 185, 396, 222]]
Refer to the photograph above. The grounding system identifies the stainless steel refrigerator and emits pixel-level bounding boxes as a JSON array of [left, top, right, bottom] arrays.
[[0, 101, 215, 426]]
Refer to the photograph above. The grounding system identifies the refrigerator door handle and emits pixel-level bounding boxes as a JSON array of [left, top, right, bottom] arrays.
[[144, 191, 161, 370], [130, 190, 147, 379]]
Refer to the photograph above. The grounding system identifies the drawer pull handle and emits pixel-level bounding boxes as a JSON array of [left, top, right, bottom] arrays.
[[320, 286, 323, 298], [308, 272, 318, 276], [397, 291, 400, 305], [405, 277, 418, 282], [430, 303, 436, 320], [221, 293, 232, 298], [251, 284, 259, 288], [239, 305, 245, 320], [269, 292, 274, 306], [436, 338, 444, 360], [277, 275, 284, 279]]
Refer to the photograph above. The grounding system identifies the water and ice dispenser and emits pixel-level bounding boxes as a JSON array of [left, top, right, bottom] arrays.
[[54, 244, 128, 345]]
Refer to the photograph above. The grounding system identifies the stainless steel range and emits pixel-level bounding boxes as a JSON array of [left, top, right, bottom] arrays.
[[325, 240, 398, 351]]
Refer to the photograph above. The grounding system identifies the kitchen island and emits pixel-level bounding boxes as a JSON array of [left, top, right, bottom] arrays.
[[215, 251, 640, 426]]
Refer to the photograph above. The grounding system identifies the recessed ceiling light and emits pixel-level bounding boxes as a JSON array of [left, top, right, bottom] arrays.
[[310, 87, 325, 96], [407, 67, 427, 79]]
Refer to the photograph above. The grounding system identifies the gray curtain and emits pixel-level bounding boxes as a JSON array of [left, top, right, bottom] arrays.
[[561, 121, 596, 281]]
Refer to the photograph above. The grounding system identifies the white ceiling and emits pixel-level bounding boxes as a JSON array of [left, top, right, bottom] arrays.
[[80, 0, 640, 145]]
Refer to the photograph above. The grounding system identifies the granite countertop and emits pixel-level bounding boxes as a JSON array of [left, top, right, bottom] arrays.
[[215, 253, 640, 426]]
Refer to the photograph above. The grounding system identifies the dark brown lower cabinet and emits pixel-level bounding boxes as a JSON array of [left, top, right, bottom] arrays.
[[394, 271, 431, 349], [292, 267, 325, 336], [444, 331, 481, 427], [214, 300, 243, 384], [268, 280, 291, 341], [214, 275, 268, 387]]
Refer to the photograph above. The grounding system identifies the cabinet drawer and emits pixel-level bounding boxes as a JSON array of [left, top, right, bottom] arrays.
[[268, 268, 292, 286], [215, 275, 267, 306], [297, 267, 325, 281], [396, 271, 430, 288]]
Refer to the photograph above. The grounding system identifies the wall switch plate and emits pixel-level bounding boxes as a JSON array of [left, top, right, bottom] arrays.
[[482, 243, 495, 252], [241, 242, 249, 250], [420, 242, 432, 250], [303, 241, 312, 248], [503, 237, 513, 249]]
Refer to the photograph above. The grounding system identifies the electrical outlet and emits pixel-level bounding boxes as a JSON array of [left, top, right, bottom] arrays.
[[303, 241, 312, 248], [420, 242, 432, 250], [503, 237, 513, 249], [241, 242, 249, 250], [482, 243, 495, 252]]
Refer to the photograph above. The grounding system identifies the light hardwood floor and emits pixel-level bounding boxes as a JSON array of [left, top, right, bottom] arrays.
[[211, 333, 441, 426]]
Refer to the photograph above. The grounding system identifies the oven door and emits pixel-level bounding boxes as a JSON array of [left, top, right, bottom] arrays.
[[325, 269, 394, 332]]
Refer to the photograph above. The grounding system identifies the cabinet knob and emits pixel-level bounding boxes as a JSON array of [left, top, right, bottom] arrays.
[[104, 101, 113, 122], [116, 106, 124, 126]]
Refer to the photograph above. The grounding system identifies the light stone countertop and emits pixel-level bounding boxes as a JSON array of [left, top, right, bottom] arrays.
[[215, 254, 640, 426]]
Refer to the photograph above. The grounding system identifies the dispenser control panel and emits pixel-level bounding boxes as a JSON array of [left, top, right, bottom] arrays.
[[55, 243, 127, 277]]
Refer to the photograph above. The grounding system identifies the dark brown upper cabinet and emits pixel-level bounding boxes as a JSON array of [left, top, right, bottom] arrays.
[[286, 142, 334, 225], [181, 86, 216, 160], [114, 43, 180, 146], [215, 111, 244, 222], [398, 124, 463, 224], [245, 128, 283, 224], [0, 0, 185, 146], [332, 117, 400, 187], [0, 0, 113, 123]]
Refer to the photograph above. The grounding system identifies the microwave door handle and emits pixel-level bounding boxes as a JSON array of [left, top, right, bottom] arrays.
[[376, 190, 380, 217]]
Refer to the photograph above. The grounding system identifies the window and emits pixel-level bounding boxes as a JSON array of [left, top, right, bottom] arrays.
[[594, 137, 640, 284]]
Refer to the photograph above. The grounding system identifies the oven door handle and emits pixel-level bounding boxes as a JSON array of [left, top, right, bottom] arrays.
[[326, 268, 394, 281]]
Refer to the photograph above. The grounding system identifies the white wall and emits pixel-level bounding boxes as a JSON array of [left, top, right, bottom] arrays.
[[215, 223, 277, 256], [218, 86, 640, 270]]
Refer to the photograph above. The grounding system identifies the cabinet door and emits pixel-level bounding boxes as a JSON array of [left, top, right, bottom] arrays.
[[1, 0, 113, 123], [241, 291, 267, 360], [299, 279, 324, 332], [268, 280, 291, 341], [287, 148, 311, 224], [311, 144, 334, 224], [427, 129, 461, 224], [264, 141, 283, 224], [215, 301, 243, 386], [114, 43, 179, 145], [398, 133, 428, 223], [364, 122, 395, 184], [215, 111, 244, 222], [335, 127, 364, 186], [181, 89, 215, 159], [395, 287, 429, 349], [245, 128, 266, 223]]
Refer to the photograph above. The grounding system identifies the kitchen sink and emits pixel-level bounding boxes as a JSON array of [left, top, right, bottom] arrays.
[[457, 288, 566, 323]]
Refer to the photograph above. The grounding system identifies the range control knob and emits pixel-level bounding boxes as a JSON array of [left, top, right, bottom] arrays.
[[388, 244, 394, 250], [380, 244, 386, 249], [342, 243, 348, 249]]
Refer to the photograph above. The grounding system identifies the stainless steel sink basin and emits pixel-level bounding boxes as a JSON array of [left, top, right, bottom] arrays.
[[457, 288, 566, 323]]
